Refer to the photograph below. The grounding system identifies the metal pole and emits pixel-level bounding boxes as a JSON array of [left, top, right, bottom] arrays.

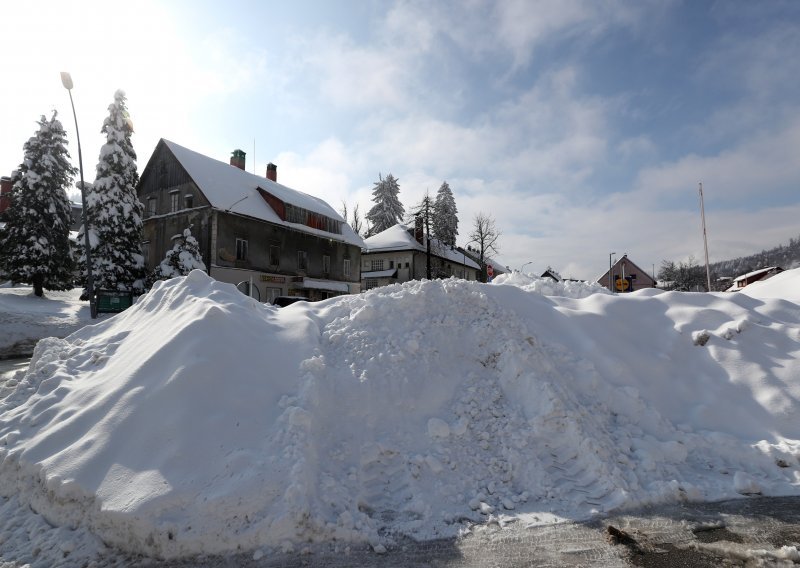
[[609, 252, 615, 292], [63, 76, 96, 318], [699, 182, 712, 292]]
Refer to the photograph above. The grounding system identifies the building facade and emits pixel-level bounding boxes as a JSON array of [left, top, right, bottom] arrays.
[[137, 140, 363, 302], [361, 224, 480, 290], [597, 254, 656, 292]]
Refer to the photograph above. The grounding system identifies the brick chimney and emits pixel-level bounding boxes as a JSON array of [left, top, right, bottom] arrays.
[[414, 215, 424, 244], [266, 162, 277, 182], [230, 149, 246, 170]]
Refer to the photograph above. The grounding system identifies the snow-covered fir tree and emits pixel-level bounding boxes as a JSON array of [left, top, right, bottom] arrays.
[[76, 90, 145, 293], [148, 227, 206, 286], [366, 173, 404, 236], [0, 113, 76, 297], [432, 181, 458, 247]]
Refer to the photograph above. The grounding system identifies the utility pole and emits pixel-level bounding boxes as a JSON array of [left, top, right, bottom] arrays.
[[699, 182, 712, 292]]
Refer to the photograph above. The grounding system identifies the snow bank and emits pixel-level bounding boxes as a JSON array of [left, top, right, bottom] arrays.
[[2, 269, 800, 560], [491, 270, 611, 298]]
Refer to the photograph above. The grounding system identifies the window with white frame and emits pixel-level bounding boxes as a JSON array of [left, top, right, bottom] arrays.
[[365, 278, 378, 290], [235, 238, 248, 261], [371, 259, 384, 271], [184, 194, 193, 209], [169, 191, 179, 212], [297, 250, 308, 271], [344, 259, 352, 278]]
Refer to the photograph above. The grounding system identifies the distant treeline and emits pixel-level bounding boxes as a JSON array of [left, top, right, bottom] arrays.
[[711, 234, 800, 278]]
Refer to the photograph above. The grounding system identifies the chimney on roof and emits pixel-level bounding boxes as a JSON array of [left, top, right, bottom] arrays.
[[266, 162, 277, 182], [414, 215, 424, 244], [230, 149, 246, 170]]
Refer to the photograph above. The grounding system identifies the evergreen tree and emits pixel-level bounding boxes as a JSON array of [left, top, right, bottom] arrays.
[[409, 191, 436, 279], [76, 90, 145, 293], [148, 227, 206, 286], [432, 181, 458, 247], [365, 173, 404, 236], [0, 113, 76, 297]]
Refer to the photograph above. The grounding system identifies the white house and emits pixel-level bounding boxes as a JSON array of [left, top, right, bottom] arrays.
[[361, 224, 480, 290]]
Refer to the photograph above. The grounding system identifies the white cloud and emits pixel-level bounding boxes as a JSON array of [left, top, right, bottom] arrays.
[[634, 117, 800, 205]]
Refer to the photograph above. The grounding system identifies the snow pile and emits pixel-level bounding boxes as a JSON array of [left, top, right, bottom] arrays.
[[740, 269, 800, 302], [2, 269, 800, 560], [492, 270, 611, 298]]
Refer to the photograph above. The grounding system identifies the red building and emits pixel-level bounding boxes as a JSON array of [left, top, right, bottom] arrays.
[[0, 176, 12, 215]]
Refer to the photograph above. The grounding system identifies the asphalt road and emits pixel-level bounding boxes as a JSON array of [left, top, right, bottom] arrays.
[[118, 496, 800, 567]]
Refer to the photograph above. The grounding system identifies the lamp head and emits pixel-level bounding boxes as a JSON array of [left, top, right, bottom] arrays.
[[60, 72, 74, 90]]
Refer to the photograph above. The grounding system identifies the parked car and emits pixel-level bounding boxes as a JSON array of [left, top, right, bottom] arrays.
[[273, 296, 309, 307]]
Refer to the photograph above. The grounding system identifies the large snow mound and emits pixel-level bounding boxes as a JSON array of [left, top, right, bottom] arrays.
[[491, 271, 611, 298], [2, 269, 800, 559]]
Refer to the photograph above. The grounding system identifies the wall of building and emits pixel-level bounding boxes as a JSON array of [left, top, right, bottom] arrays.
[[597, 257, 656, 292], [362, 251, 413, 282], [362, 249, 478, 288]]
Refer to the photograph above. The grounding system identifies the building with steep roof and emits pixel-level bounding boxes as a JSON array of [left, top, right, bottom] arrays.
[[137, 140, 363, 302], [596, 254, 656, 292], [361, 223, 480, 290]]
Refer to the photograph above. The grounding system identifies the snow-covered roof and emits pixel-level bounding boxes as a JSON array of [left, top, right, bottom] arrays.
[[161, 140, 364, 248], [363, 224, 480, 269], [732, 266, 780, 283]]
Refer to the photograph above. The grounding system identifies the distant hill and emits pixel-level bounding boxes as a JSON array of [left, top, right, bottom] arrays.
[[711, 233, 800, 278]]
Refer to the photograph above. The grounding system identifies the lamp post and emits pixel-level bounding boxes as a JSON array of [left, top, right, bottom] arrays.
[[61, 72, 96, 318], [608, 252, 616, 293], [521, 261, 533, 274]]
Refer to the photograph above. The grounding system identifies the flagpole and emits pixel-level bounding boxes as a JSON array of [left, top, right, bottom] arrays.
[[699, 182, 712, 292]]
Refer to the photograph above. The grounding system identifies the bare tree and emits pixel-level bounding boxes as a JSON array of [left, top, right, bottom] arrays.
[[340, 200, 365, 237], [351, 202, 364, 236], [468, 213, 501, 282]]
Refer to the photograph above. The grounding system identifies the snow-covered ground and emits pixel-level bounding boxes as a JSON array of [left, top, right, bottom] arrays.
[[1, 269, 800, 565], [0, 285, 91, 359]]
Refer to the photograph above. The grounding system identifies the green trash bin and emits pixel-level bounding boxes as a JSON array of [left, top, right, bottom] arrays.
[[95, 290, 134, 314]]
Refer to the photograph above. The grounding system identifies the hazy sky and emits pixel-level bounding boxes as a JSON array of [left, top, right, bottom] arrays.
[[2, 0, 799, 278]]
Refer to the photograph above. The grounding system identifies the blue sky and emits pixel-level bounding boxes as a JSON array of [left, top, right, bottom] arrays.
[[2, 0, 799, 278]]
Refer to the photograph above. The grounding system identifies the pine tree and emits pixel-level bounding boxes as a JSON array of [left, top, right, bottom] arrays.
[[76, 90, 145, 293], [365, 173, 404, 236], [0, 113, 76, 297], [432, 181, 458, 247], [148, 227, 206, 286]]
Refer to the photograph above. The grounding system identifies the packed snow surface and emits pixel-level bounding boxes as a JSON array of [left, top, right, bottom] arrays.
[[2, 269, 800, 560]]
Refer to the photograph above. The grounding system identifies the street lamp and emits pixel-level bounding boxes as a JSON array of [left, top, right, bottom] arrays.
[[608, 252, 616, 293], [61, 72, 96, 318], [521, 261, 533, 274]]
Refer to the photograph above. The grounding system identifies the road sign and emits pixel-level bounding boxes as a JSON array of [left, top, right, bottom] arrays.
[[487, 264, 494, 277]]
